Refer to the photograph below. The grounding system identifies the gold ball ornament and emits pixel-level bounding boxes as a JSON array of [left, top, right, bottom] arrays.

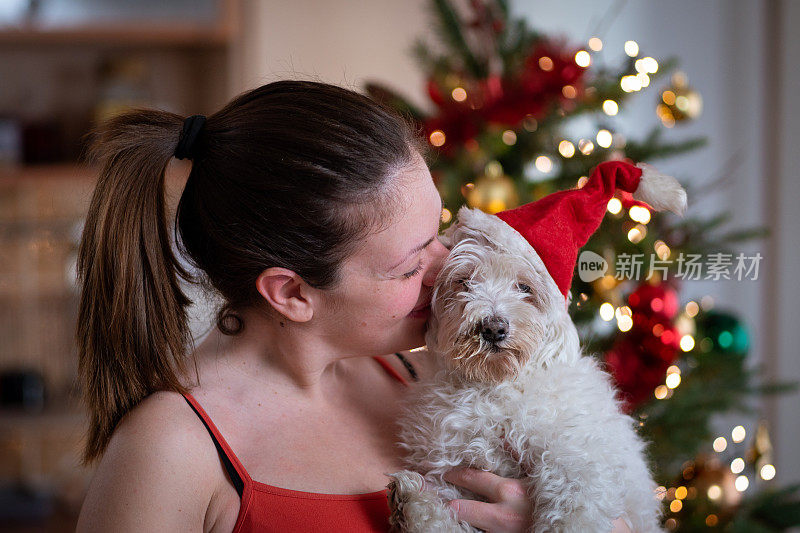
[[692, 454, 743, 509], [657, 72, 702, 127], [465, 161, 519, 214]]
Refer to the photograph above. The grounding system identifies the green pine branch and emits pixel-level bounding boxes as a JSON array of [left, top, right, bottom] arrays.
[[429, 0, 486, 77]]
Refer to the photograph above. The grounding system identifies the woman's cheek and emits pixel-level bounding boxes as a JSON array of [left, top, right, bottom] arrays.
[[391, 280, 423, 317]]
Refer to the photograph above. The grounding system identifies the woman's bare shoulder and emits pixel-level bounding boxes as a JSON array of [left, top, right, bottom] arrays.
[[76, 390, 223, 531]]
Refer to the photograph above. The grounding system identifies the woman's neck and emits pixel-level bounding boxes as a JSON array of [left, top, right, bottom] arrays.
[[186, 306, 358, 403]]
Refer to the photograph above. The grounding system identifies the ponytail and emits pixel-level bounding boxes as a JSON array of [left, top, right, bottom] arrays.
[[76, 109, 196, 464]]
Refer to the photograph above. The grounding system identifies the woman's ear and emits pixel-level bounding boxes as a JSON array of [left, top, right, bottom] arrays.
[[255, 267, 315, 322]]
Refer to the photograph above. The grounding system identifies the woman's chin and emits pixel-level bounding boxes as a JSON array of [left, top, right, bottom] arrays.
[[395, 325, 426, 353]]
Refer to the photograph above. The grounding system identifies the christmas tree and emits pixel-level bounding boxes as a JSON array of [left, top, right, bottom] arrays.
[[366, 1, 800, 530]]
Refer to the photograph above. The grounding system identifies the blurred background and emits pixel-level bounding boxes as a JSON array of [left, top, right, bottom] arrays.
[[0, 0, 798, 531]]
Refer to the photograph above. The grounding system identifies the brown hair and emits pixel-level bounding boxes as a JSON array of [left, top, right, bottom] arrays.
[[76, 80, 426, 464]]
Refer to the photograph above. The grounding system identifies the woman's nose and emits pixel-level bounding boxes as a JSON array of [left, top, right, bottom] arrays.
[[423, 237, 451, 286]]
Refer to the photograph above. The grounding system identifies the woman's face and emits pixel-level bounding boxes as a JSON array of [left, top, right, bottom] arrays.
[[317, 154, 450, 356]]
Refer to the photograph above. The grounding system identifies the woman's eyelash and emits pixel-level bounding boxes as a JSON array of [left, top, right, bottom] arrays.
[[403, 262, 424, 279]]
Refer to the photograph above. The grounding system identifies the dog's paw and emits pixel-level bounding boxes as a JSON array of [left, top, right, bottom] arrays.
[[387, 470, 426, 532], [387, 471, 473, 532]]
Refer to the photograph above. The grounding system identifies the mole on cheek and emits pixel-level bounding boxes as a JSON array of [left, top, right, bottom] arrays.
[[361, 321, 367, 327]]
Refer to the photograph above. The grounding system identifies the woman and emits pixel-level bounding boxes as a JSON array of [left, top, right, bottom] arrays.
[[75, 80, 630, 532]]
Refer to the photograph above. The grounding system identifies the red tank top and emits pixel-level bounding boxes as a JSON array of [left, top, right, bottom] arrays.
[[182, 353, 417, 533]]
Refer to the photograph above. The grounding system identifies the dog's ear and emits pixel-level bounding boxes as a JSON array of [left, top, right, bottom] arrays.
[[438, 227, 455, 250], [453, 206, 517, 252]]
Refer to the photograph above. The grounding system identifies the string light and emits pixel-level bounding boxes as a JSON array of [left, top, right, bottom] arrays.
[[679, 335, 695, 352], [735, 475, 749, 492], [602, 99, 619, 115], [731, 458, 745, 474], [562, 85, 577, 98], [707, 485, 722, 500], [700, 337, 713, 352], [669, 499, 682, 513], [705, 515, 719, 527], [760, 464, 776, 481], [575, 50, 591, 67], [617, 315, 633, 331], [588, 37, 603, 51], [629, 205, 651, 224], [578, 139, 594, 155], [440, 208, 452, 223], [654, 240, 671, 260], [596, 129, 613, 148], [558, 140, 576, 158], [599, 303, 615, 321], [620, 75, 642, 92], [627, 224, 647, 243], [534, 155, 553, 173], [576, 176, 588, 188], [451, 87, 467, 102], [685, 301, 699, 317], [624, 40, 640, 57], [636, 72, 651, 87], [538, 56, 554, 71], [635, 57, 659, 74], [429, 130, 446, 147], [674, 486, 688, 500], [665, 373, 681, 389], [502, 130, 517, 145], [713, 437, 727, 452], [607, 198, 622, 214], [654, 385, 669, 400], [732, 425, 746, 443]]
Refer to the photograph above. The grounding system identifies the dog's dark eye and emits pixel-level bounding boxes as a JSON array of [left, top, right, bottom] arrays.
[[517, 283, 532, 293], [458, 278, 470, 289]]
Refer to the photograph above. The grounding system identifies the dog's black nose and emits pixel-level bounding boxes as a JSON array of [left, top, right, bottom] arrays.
[[480, 316, 509, 343]]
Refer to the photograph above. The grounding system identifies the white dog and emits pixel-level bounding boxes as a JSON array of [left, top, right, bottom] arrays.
[[387, 161, 685, 533]]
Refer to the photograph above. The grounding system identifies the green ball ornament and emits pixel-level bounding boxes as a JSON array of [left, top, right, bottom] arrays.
[[695, 310, 749, 356]]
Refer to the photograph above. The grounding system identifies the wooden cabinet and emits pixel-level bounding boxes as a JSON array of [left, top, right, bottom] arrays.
[[0, 2, 241, 526]]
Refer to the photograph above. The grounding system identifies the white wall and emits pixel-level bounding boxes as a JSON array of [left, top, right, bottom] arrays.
[[228, 0, 798, 484], [232, 0, 431, 107], [768, 0, 800, 488]]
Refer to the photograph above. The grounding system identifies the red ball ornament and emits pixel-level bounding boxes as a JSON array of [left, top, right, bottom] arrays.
[[605, 319, 680, 413], [426, 78, 447, 107], [627, 282, 680, 320]]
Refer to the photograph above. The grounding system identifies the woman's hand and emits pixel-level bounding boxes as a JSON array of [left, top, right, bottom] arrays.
[[443, 467, 531, 533], [443, 467, 635, 533]]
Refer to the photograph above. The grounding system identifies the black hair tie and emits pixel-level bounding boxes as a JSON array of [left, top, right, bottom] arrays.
[[174, 114, 206, 160]]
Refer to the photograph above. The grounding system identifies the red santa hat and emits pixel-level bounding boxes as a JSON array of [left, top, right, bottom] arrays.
[[484, 160, 687, 300]]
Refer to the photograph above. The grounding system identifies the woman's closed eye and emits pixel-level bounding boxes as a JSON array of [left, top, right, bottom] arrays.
[[403, 261, 424, 279]]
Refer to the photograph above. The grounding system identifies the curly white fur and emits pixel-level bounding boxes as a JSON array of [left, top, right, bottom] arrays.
[[387, 207, 663, 533]]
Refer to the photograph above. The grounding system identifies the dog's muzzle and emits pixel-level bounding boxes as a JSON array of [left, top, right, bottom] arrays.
[[480, 316, 509, 343]]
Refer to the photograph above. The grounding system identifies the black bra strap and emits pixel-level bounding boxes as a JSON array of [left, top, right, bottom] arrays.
[[394, 352, 419, 381], [183, 395, 245, 497]]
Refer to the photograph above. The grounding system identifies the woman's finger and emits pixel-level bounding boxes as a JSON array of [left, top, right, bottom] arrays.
[[448, 498, 527, 533], [611, 517, 633, 532], [443, 467, 526, 503]]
